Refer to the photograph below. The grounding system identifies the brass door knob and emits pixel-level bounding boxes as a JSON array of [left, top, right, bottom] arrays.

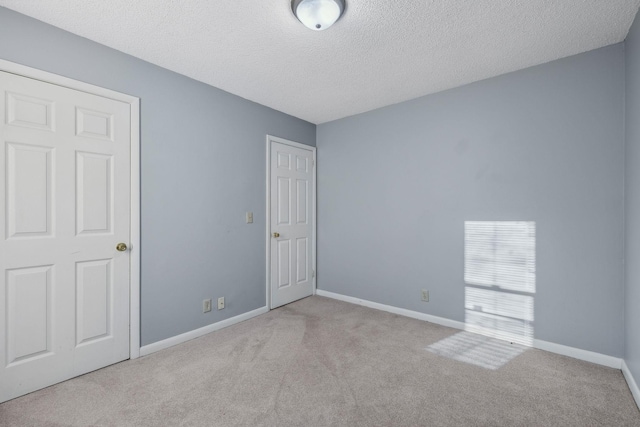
[[272, 232, 280, 238], [116, 243, 128, 252]]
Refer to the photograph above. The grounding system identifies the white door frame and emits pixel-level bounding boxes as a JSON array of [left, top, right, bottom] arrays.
[[265, 135, 316, 309], [0, 59, 142, 359]]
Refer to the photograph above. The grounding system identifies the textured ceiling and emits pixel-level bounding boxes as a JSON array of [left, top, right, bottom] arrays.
[[1, 1, 639, 124]]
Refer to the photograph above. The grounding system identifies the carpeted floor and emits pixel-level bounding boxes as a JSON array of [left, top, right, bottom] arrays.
[[1, 296, 638, 426]]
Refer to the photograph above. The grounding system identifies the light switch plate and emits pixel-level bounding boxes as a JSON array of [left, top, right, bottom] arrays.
[[218, 297, 225, 310], [246, 212, 253, 223]]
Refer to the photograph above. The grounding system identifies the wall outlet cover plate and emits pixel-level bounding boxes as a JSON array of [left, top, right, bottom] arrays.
[[421, 290, 429, 302]]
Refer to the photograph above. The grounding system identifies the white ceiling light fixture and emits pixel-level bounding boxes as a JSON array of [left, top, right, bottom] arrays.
[[292, 0, 345, 31]]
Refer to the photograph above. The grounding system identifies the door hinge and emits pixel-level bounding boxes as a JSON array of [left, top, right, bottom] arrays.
[[312, 269, 315, 278], [312, 160, 315, 167]]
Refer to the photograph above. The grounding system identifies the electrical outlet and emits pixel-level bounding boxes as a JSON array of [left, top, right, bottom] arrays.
[[217, 297, 225, 310], [421, 290, 429, 302], [203, 299, 212, 313]]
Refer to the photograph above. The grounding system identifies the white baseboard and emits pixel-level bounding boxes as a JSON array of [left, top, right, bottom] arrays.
[[316, 289, 465, 330], [622, 360, 640, 410], [533, 339, 621, 369], [139, 306, 268, 357], [316, 289, 623, 370]]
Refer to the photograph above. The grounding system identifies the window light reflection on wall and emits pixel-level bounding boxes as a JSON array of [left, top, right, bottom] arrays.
[[464, 221, 536, 347]]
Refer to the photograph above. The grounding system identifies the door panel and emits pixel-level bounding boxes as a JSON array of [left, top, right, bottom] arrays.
[[296, 180, 308, 224], [277, 177, 291, 225], [296, 237, 308, 283], [6, 142, 53, 239], [5, 265, 53, 365], [0, 71, 131, 403], [270, 139, 314, 308], [278, 240, 291, 288], [76, 152, 113, 235], [6, 92, 54, 131], [75, 259, 112, 345]]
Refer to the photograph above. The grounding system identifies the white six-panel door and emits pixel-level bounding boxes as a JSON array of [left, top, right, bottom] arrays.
[[269, 138, 315, 309], [0, 71, 131, 403]]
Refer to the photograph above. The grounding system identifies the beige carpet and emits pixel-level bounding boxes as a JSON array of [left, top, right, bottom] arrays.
[[1, 296, 638, 426]]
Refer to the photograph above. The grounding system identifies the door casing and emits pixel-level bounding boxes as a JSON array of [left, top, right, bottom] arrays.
[[0, 59, 141, 359], [265, 135, 316, 309]]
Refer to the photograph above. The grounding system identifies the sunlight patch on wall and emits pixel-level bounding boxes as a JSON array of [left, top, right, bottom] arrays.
[[427, 331, 526, 370], [464, 221, 536, 347]]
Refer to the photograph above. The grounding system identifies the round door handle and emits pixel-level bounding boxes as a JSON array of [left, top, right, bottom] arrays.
[[116, 243, 128, 252], [272, 232, 280, 238]]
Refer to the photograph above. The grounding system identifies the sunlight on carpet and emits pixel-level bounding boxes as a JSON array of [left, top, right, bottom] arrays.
[[427, 331, 527, 370]]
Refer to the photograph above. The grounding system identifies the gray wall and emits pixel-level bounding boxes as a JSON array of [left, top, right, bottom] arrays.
[[317, 44, 625, 357], [0, 7, 316, 346], [625, 13, 640, 388], [0, 5, 631, 361]]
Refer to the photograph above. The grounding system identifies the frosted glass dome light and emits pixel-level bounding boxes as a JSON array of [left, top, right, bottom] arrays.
[[292, 0, 345, 31]]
